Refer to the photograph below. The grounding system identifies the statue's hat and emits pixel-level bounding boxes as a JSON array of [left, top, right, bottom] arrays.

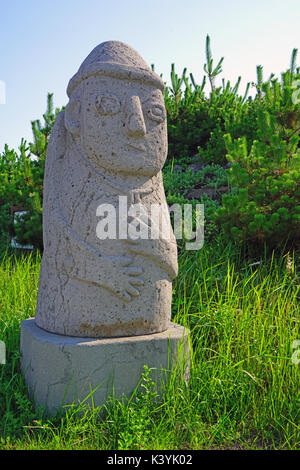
[[67, 40, 164, 97]]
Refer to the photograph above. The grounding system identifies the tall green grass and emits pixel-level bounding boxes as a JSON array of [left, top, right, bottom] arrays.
[[0, 240, 299, 450]]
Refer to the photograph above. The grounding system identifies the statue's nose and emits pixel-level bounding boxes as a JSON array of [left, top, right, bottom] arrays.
[[125, 96, 146, 137]]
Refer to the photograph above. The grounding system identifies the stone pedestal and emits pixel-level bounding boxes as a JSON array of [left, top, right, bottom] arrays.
[[20, 319, 190, 416]]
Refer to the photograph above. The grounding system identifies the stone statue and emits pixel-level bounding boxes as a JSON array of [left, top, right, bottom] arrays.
[[35, 41, 178, 338]]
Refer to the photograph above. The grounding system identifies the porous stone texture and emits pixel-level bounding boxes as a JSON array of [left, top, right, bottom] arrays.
[[34, 40, 178, 337], [20, 319, 190, 416]]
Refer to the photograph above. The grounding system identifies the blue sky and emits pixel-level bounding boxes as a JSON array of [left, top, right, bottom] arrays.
[[0, 0, 299, 151]]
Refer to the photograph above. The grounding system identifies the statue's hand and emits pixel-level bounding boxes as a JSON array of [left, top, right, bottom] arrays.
[[51, 233, 145, 301], [96, 255, 144, 302]]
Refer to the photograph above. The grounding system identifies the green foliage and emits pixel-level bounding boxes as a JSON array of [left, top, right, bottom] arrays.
[[113, 366, 158, 450], [163, 162, 228, 195], [163, 162, 228, 245], [165, 35, 255, 165], [215, 69, 300, 247], [0, 94, 62, 250], [203, 34, 224, 92], [166, 71, 255, 166]]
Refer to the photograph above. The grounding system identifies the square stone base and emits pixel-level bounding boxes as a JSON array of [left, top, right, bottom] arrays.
[[20, 319, 190, 416]]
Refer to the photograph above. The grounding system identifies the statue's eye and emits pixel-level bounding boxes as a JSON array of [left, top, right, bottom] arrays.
[[95, 94, 121, 115], [146, 103, 166, 123]]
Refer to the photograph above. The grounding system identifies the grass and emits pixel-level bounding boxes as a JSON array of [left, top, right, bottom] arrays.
[[0, 237, 299, 450]]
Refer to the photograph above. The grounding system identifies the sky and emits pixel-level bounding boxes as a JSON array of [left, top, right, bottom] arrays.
[[0, 0, 299, 152]]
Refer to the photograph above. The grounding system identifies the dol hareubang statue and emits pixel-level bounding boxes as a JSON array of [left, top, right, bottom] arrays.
[[35, 40, 178, 338]]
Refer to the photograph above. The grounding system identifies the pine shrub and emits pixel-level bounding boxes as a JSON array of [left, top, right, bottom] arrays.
[[215, 66, 300, 247]]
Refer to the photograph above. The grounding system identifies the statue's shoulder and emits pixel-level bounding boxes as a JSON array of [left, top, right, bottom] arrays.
[[44, 111, 67, 194], [47, 111, 67, 164]]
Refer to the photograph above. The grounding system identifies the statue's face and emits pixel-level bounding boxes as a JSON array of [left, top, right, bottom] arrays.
[[79, 76, 167, 175]]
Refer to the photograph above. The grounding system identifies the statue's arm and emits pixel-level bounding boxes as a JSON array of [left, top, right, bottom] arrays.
[[125, 236, 178, 280], [124, 180, 178, 280], [43, 202, 144, 302]]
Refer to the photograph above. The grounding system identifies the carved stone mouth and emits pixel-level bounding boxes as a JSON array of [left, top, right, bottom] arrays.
[[126, 143, 146, 153]]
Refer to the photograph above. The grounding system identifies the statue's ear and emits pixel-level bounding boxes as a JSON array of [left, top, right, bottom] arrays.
[[64, 98, 81, 136]]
